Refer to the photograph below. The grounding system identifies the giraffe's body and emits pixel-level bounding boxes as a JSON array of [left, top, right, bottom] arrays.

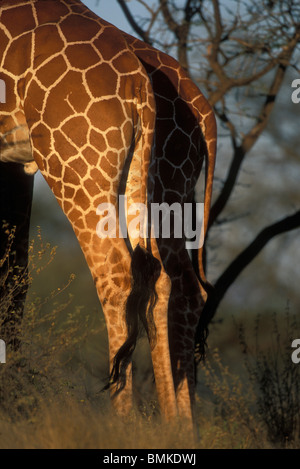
[[0, 0, 216, 426]]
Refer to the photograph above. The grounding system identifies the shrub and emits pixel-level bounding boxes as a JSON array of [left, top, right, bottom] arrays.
[[237, 308, 300, 447]]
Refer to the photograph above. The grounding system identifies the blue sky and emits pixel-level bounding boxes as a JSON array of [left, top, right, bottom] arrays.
[[83, 0, 143, 34]]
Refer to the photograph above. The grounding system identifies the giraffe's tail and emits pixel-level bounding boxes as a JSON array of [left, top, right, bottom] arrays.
[[197, 113, 217, 291], [193, 97, 217, 363], [105, 244, 161, 393]]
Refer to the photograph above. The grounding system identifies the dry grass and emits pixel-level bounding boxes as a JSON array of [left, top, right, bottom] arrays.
[[0, 379, 267, 449], [0, 343, 272, 449], [0, 229, 299, 449], [0, 402, 197, 449]]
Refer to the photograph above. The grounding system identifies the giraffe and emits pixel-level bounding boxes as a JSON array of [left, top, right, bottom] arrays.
[[0, 0, 217, 426]]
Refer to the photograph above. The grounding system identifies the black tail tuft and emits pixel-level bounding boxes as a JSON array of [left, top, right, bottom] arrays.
[[194, 282, 215, 366], [194, 322, 209, 365], [104, 244, 161, 394]]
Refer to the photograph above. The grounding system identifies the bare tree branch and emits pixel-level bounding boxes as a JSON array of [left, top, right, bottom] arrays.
[[198, 210, 300, 331], [204, 4, 300, 105], [159, 0, 178, 34], [208, 29, 299, 230], [159, 0, 192, 71], [116, 0, 153, 44]]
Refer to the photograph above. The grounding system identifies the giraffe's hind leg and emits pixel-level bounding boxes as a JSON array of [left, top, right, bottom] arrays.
[[84, 234, 135, 417], [146, 237, 179, 421], [158, 237, 206, 424]]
